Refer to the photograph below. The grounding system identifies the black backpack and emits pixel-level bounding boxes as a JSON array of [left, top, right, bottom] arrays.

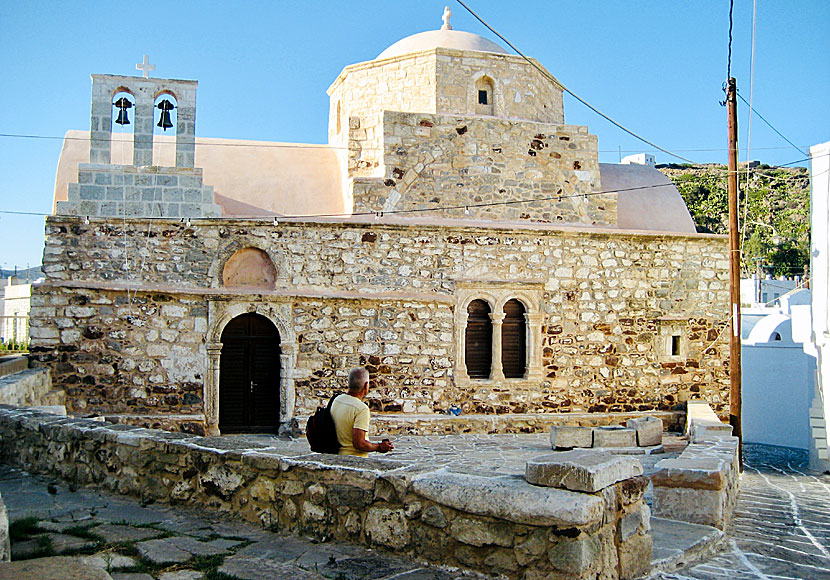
[[306, 393, 341, 454]]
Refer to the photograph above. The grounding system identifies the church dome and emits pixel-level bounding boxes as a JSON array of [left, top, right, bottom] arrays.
[[376, 7, 508, 60], [377, 29, 509, 60]]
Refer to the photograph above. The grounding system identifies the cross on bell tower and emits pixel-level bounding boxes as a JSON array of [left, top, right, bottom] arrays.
[[136, 55, 155, 79]]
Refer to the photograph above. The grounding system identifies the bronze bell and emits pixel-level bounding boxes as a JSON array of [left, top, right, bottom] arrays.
[[157, 99, 174, 131], [113, 97, 133, 125]]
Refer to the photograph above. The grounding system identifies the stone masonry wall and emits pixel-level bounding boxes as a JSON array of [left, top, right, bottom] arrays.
[[352, 110, 609, 224], [0, 407, 653, 579], [330, 48, 565, 186], [30, 216, 730, 427]]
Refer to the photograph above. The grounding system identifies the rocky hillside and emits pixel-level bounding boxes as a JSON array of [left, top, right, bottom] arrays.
[[657, 163, 810, 278]]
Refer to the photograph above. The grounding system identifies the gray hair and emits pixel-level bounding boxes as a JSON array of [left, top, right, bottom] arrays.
[[348, 367, 369, 393]]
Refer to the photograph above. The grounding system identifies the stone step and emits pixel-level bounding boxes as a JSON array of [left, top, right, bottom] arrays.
[[648, 516, 724, 575], [810, 417, 826, 429]]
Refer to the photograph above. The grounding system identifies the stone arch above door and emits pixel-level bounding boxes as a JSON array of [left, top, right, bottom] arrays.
[[207, 241, 287, 289], [205, 300, 296, 435]]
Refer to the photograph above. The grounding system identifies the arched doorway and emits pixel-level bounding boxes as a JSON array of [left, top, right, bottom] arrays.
[[219, 313, 281, 433]]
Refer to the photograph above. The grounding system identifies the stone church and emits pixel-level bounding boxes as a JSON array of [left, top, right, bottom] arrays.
[[33, 11, 730, 436]]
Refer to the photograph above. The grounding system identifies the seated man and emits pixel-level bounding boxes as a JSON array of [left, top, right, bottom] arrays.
[[331, 367, 395, 457]]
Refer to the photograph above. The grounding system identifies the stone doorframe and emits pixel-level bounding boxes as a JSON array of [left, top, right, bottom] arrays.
[[205, 299, 297, 436]]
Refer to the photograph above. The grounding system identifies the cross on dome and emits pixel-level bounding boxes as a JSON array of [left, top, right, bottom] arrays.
[[441, 6, 452, 30], [136, 55, 155, 79]]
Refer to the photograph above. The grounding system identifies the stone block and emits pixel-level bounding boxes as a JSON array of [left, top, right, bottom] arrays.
[[364, 507, 409, 549], [411, 470, 603, 527], [550, 425, 593, 449], [0, 492, 8, 562], [525, 450, 643, 493], [625, 416, 663, 447], [651, 457, 730, 490], [652, 486, 725, 528], [547, 535, 601, 575], [618, 529, 652, 579], [593, 426, 637, 448]]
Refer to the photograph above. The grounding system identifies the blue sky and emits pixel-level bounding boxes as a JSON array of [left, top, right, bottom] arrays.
[[1, 1, 827, 270]]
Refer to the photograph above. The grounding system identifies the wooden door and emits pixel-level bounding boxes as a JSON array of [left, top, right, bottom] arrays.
[[219, 313, 281, 433], [502, 299, 526, 378]]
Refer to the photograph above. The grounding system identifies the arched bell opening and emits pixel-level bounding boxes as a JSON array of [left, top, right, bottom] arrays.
[[153, 92, 178, 166], [218, 312, 282, 433], [110, 89, 135, 164]]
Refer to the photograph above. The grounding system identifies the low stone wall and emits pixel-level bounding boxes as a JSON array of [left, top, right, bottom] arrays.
[[0, 407, 652, 579], [371, 410, 683, 436], [651, 402, 739, 529], [0, 367, 63, 409]]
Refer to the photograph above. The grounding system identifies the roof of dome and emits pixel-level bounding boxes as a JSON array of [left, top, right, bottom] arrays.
[[377, 29, 509, 59]]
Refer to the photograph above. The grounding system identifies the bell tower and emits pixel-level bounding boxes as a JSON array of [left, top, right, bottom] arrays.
[[57, 58, 221, 219]]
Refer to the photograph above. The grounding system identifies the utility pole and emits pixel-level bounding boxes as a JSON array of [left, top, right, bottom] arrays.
[[726, 77, 742, 468]]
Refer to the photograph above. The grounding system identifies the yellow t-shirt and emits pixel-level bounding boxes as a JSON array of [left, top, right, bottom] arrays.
[[330, 394, 371, 457]]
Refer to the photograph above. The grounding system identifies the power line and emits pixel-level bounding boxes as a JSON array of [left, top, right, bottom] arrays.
[[727, 0, 735, 80], [0, 131, 811, 156], [0, 181, 683, 222], [736, 93, 807, 156], [453, 0, 698, 164]]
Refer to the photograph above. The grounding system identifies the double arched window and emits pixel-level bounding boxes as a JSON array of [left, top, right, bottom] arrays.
[[464, 298, 527, 380]]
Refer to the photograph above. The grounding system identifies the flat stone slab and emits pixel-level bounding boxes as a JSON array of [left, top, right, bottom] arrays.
[[90, 523, 164, 543], [79, 553, 137, 571], [411, 469, 603, 527], [158, 571, 203, 580], [649, 516, 723, 574], [626, 416, 663, 447], [592, 426, 637, 447], [525, 450, 643, 492], [550, 425, 593, 449], [111, 574, 153, 580], [219, 556, 326, 580], [166, 535, 228, 557], [135, 538, 192, 565], [0, 556, 113, 580]]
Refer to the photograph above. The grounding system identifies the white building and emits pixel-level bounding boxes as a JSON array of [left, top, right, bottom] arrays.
[[742, 288, 815, 450], [808, 141, 830, 471], [0, 277, 33, 346], [620, 153, 656, 166], [740, 275, 801, 308]]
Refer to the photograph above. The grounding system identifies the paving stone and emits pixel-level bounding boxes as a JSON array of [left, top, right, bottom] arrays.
[[135, 538, 192, 564], [159, 571, 203, 580], [111, 574, 154, 580], [525, 450, 643, 492], [218, 556, 327, 579], [90, 523, 164, 543], [0, 555, 112, 580], [166, 535, 229, 556], [79, 552, 137, 570]]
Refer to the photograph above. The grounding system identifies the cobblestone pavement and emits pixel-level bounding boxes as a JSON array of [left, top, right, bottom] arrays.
[[0, 464, 476, 580], [652, 443, 830, 580]]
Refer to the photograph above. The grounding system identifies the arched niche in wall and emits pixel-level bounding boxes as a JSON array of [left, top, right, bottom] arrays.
[[110, 89, 135, 164], [222, 247, 278, 290], [475, 76, 495, 116], [153, 91, 178, 166]]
